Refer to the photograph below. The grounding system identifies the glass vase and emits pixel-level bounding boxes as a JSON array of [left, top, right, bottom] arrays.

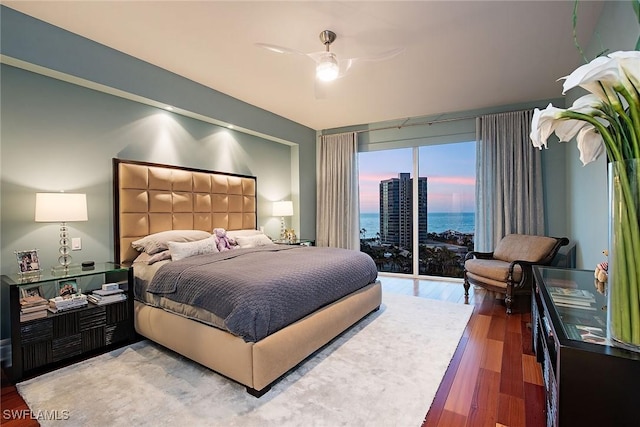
[[608, 159, 640, 352]]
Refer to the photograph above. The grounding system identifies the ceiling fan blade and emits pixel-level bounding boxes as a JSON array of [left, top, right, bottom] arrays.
[[347, 47, 405, 63], [335, 48, 404, 77], [255, 43, 307, 57]]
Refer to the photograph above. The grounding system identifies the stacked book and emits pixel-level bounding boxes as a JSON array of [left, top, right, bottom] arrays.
[[88, 288, 126, 306], [20, 295, 49, 322], [48, 294, 88, 313], [548, 286, 596, 311]]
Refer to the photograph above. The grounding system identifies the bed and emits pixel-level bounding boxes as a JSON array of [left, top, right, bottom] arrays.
[[113, 158, 382, 396]]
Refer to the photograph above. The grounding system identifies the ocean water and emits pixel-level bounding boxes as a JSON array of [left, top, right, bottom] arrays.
[[359, 212, 474, 239]]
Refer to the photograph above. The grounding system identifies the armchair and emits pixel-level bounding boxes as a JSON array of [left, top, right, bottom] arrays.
[[463, 234, 569, 314]]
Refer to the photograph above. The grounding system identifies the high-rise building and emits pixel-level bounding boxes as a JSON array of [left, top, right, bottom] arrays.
[[379, 173, 428, 247]]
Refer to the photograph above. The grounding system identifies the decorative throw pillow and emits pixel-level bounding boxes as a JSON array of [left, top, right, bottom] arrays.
[[168, 237, 219, 261], [235, 234, 275, 249], [132, 230, 211, 254], [226, 229, 264, 239]]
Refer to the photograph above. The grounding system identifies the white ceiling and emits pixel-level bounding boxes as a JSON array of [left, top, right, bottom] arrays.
[[5, 1, 604, 131]]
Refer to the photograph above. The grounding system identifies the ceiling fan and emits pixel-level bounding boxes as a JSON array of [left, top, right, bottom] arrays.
[[256, 30, 404, 83]]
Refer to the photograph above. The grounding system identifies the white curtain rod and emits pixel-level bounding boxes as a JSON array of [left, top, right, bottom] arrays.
[[355, 115, 476, 134], [322, 109, 532, 136]]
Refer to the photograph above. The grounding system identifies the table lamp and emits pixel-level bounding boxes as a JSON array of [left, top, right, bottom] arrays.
[[35, 193, 88, 269], [272, 201, 293, 240]]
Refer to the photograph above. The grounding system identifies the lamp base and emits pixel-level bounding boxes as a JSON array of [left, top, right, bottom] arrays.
[[58, 222, 72, 267]]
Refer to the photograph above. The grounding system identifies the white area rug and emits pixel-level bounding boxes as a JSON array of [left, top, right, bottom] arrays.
[[17, 293, 473, 426]]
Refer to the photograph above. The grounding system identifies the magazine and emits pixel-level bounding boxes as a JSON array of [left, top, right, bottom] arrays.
[[564, 324, 608, 345], [553, 301, 597, 311], [548, 286, 595, 301]]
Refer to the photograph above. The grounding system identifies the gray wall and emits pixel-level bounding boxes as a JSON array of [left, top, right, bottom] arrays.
[[0, 6, 316, 341]]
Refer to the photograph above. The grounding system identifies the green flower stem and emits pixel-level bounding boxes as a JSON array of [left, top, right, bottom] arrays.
[[615, 87, 640, 158], [610, 160, 640, 346]]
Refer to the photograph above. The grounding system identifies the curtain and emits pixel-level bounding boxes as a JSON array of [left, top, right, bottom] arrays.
[[475, 110, 544, 252], [316, 132, 359, 249]]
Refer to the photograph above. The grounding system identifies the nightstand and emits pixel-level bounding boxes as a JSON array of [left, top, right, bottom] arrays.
[[273, 239, 314, 246], [2, 262, 136, 382]]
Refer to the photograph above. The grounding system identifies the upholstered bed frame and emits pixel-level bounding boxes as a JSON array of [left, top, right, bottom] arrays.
[[113, 158, 382, 396]]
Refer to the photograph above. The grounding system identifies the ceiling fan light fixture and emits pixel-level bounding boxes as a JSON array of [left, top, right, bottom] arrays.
[[316, 52, 339, 82]]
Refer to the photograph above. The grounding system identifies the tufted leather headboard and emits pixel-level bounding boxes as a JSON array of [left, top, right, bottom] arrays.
[[113, 159, 257, 265]]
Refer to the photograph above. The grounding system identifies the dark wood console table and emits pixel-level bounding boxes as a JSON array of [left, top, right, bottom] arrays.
[[532, 267, 640, 427]]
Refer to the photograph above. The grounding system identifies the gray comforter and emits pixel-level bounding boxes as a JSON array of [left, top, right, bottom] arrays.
[[146, 246, 378, 342]]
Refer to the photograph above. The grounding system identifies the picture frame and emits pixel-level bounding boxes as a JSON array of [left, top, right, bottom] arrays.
[[20, 285, 44, 300], [57, 279, 79, 298], [15, 249, 41, 275]]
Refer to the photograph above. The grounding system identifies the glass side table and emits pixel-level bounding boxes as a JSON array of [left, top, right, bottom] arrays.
[[2, 262, 135, 381], [272, 239, 314, 246]]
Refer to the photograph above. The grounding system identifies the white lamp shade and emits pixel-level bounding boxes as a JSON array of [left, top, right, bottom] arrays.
[[316, 52, 339, 82], [35, 193, 88, 222], [272, 201, 294, 217]]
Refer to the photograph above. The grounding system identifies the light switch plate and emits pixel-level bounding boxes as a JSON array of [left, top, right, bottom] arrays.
[[71, 237, 82, 250]]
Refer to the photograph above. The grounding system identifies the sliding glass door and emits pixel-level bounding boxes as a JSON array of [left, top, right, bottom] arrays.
[[358, 148, 414, 274], [417, 142, 475, 278], [359, 142, 476, 279]]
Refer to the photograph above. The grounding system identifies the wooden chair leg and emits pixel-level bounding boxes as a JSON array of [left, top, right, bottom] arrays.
[[505, 285, 513, 314]]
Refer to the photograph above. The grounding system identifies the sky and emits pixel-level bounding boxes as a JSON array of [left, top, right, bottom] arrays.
[[358, 141, 476, 213]]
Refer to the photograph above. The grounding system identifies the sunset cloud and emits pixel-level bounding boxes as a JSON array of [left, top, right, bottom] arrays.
[[358, 174, 476, 213], [427, 176, 475, 186]]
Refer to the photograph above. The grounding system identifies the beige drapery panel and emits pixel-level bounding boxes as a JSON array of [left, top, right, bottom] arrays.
[[475, 110, 545, 252], [316, 132, 359, 249]]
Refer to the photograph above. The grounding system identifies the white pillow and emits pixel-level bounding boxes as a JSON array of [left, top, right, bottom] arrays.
[[226, 229, 264, 239], [168, 237, 219, 261], [132, 230, 211, 254], [235, 234, 275, 249]]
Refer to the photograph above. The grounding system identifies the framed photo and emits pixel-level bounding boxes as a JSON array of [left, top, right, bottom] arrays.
[[15, 249, 41, 274], [57, 279, 78, 298], [20, 285, 44, 300]]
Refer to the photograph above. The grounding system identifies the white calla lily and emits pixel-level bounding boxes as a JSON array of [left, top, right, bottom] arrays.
[[530, 104, 562, 149], [531, 50, 639, 164], [576, 125, 605, 165], [609, 51, 640, 96], [530, 102, 601, 149], [561, 55, 629, 110], [568, 94, 604, 113], [554, 118, 592, 143], [561, 56, 614, 95]]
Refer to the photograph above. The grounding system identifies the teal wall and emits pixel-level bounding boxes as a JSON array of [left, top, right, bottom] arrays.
[[0, 6, 316, 341]]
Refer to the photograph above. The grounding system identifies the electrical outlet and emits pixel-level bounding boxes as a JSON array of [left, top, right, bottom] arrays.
[[71, 237, 82, 250]]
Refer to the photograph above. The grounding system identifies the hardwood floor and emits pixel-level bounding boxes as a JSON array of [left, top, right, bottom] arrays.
[[1, 276, 545, 427], [1, 370, 37, 427], [379, 276, 545, 427]]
